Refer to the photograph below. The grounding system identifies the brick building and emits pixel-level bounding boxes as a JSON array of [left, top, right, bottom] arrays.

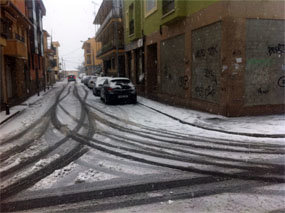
[[123, 0, 285, 116]]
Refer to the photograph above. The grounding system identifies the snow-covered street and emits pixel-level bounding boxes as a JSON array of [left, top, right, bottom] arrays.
[[0, 81, 284, 212]]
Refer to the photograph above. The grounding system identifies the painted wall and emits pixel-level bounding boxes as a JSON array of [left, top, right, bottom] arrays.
[[191, 22, 221, 103], [245, 19, 285, 106]]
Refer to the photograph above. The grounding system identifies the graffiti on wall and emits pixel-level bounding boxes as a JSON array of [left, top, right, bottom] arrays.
[[195, 45, 218, 58], [191, 22, 221, 103], [178, 75, 190, 90], [245, 19, 285, 106], [278, 76, 285, 87], [194, 69, 217, 98], [268, 43, 285, 56]]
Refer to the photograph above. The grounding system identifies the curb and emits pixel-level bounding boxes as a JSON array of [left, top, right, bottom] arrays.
[[0, 86, 58, 126], [138, 103, 285, 138], [0, 111, 20, 126]]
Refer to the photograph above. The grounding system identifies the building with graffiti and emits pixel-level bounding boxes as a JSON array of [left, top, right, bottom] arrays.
[[122, 0, 284, 116]]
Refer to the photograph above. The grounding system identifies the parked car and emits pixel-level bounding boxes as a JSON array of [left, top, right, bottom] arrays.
[[87, 76, 98, 89], [83, 76, 91, 85], [100, 77, 137, 104], [93, 77, 111, 96], [67, 75, 76, 82]]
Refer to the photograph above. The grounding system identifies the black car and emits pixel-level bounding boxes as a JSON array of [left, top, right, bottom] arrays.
[[100, 77, 137, 104], [67, 75, 76, 82]]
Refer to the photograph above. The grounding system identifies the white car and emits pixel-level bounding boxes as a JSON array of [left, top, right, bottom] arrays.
[[87, 76, 98, 89], [93, 77, 112, 96]]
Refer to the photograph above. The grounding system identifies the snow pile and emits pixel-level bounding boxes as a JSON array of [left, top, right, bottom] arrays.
[[30, 162, 76, 190], [74, 168, 115, 184], [32, 154, 60, 171]]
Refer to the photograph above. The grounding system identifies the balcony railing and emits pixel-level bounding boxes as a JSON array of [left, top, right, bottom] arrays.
[[96, 40, 124, 57], [95, 7, 121, 39], [162, 0, 175, 15], [129, 19, 134, 35]]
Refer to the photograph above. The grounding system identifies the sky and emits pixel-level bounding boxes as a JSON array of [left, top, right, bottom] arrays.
[[42, 0, 102, 70]]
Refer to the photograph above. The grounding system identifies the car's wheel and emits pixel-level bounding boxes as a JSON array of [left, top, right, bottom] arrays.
[[105, 95, 111, 105]]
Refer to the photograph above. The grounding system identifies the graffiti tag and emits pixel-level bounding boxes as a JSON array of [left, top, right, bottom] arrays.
[[207, 45, 218, 56], [195, 45, 218, 58], [178, 75, 189, 90], [268, 43, 285, 56], [194, 69, 217, 98], [278, 76, 285, 87], [257, 87, 269, 94]]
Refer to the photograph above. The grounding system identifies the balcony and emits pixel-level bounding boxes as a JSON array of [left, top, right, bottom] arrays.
[[96, 40, 124, 58], [3, 33, 27, 59], [162, 0, 175, 15], [161, 0, 186, 25], [95, 8, 121, 40]]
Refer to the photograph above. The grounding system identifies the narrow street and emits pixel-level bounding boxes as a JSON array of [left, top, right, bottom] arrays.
[[0, 81, 284, 212]]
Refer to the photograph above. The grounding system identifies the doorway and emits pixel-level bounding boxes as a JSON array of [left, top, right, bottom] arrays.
[[147, 44, 158, 94]]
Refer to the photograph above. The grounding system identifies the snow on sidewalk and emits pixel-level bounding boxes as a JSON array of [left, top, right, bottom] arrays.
[[138, 97, 285, 135]]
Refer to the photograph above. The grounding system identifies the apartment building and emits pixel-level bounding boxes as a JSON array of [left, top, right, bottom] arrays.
[[123, 0, 285, 116], [0, 0, 32, 110], [81, 37, 102, 75], [51, 41, 60, 80], [43, 30, 56, 86], [94, 0, 125, 77], [26, 0, 46, 94]]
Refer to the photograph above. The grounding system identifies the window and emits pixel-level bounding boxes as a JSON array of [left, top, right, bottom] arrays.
[[111, 58, 116, 69], [145, 0, 157, 17], [0, 18, 12, 39], [86, 43, 91, 54], [87, 55, 91, 65], [129, 3, 134, 35], [162, 0, 175, 15]]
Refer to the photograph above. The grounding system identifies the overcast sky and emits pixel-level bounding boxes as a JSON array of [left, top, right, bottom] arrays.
[[43, 0, 102, 70]]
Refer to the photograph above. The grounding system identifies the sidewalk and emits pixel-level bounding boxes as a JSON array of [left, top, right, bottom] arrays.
[[138, 97, 285, 137], [0, 86, 57, 126]]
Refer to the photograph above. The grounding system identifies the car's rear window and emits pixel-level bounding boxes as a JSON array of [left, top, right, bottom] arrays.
[[111, 79, 130, 84]]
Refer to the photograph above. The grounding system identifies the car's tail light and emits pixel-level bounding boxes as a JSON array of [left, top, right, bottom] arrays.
[[107, 87, 113, 91]]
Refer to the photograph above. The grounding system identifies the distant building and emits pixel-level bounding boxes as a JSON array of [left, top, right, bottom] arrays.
[[43, 30, 56, 86], [94, 0, 125, 77], [81, 37, 102, 75], [51, 41, 60, 80]]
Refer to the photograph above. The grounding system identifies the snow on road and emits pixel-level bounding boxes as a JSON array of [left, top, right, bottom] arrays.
[[0, 81, 284, 212]]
